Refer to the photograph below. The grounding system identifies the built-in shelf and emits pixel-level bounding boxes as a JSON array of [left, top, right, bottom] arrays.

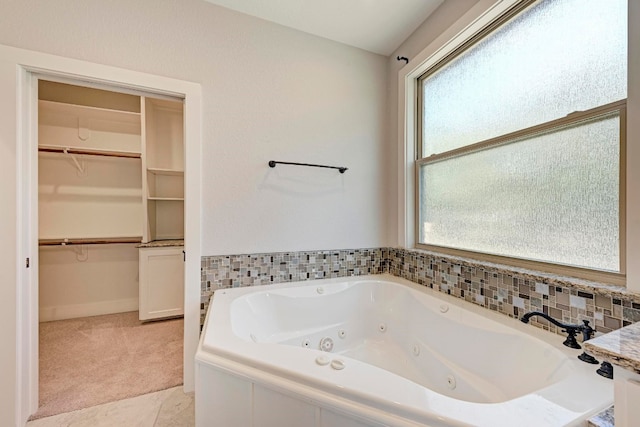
[[146, 167, 184, 200], [39, 100, 140, 123], [143, 97, 184, 243], [147, 168, 183, 176]]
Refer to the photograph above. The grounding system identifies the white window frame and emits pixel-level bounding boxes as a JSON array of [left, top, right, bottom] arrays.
[[397, 0, 639, 289]]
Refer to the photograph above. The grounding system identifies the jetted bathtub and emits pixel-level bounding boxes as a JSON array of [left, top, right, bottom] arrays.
[[195, 274, 612, 427]]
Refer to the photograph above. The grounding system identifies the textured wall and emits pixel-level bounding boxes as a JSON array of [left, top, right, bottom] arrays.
[[0, 0, 390, 255]]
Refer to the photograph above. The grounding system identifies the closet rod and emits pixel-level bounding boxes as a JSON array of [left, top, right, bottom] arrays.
[[39, 237, 142, 246], [38, 146, 141, 159]]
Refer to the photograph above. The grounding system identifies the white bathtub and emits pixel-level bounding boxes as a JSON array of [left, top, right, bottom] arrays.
[[195, 274, 612, 427]]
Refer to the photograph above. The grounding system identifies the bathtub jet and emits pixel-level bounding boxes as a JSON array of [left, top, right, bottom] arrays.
[[196, 275, 613, 427]]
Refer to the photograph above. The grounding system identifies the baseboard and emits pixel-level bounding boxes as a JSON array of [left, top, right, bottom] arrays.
[[39, 298, 139, 322]]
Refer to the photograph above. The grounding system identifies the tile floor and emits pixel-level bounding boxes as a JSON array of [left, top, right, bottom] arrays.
[[26, 386, 194, 427], [24, 384, 612, 427]]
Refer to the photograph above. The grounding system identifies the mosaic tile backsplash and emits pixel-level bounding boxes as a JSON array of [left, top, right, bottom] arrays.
[[201, 247, 640, 337]]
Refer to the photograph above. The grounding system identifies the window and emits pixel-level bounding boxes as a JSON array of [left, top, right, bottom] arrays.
[[416, 0, 627, 281]]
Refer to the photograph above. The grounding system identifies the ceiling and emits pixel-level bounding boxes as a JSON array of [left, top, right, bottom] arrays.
[[203, 0, 445, 56]]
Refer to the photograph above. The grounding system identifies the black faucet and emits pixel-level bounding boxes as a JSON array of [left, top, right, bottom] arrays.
[[521, 311, 612, 377], [520, 311, 595, 349]]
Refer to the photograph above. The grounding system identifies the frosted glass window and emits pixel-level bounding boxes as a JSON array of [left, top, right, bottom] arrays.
[[420, 0, 627, 156], [418, 114, 620, 272]]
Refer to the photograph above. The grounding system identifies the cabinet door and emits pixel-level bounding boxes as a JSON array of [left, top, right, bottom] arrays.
[[139, 247, 184, 320]]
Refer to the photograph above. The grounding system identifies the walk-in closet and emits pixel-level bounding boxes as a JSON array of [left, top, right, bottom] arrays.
[[34, 80, 185, 419]]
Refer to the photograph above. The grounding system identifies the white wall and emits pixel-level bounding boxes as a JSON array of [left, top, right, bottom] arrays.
[[39, 245, 139, 321], [0, 0, 388, 424], [0, 0, 389, 256], [0, 56, 18, 425]]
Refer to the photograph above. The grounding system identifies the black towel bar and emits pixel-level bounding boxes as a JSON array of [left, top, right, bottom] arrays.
[[268, 160, 347, 174]]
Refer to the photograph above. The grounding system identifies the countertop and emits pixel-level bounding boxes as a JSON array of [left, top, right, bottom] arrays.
[[588, 405, 614, 427], [585, 322, 640, 374], [137, 239, 184, 248]]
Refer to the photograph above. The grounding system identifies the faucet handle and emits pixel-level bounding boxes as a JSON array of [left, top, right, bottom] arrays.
[[562, 328, 582, 349], [581, 319, 595, 341]]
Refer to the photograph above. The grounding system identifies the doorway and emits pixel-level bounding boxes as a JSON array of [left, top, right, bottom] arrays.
[[32, 79, 186, 418], [9, 47, 202, 424]]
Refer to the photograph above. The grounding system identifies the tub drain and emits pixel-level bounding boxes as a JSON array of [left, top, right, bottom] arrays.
[[319, 337, 334, 352]]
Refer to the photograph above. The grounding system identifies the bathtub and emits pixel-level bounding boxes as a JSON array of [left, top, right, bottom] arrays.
[[195, 274, 612, 427]]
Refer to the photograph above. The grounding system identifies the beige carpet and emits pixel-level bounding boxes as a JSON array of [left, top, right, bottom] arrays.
[[31, 311, 183, 420]]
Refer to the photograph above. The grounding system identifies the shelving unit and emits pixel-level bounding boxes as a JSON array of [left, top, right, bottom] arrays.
[[139, 97, 185, 321], [38, 81, 145, 321], [38, 91, 143, 242], [142, 97, 184, 243], [37, 81, 185, 322]]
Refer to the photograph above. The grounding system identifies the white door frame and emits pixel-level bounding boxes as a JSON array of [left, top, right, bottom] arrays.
[[6, 44, 202, 424]]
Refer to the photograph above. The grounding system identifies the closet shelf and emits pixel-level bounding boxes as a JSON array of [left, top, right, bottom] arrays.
[[147, 168, 184, 176], [39, 145, 141, 159], [147, 197, 184, 201], [39, 99, 140, 124], [39, 236, 142, 246]]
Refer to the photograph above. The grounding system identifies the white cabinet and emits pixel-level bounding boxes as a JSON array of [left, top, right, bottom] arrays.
[[139, 247, 184, 321]]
